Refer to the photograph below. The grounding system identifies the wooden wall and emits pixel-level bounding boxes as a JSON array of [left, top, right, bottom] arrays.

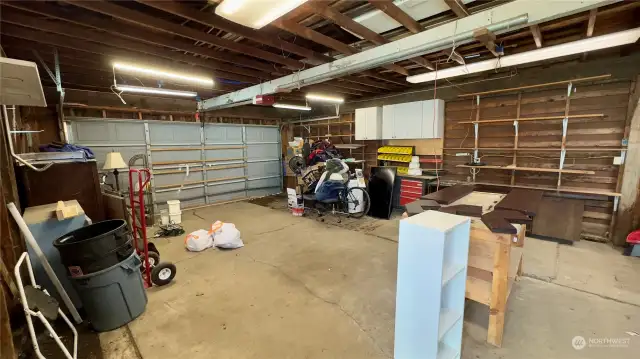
[[442, 79, 632, 241]]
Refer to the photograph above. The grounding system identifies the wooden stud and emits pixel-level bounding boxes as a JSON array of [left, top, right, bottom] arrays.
[[487, 241, 510, 347], [510, 93, 522, 186], [586, 9, 597, 37], [557, 82, 572, 188], [101, 109, 106, 118], [369, 0, 422, 34], [137, 112, 142, 120], [474, 28, 499, 57], [444, 0, 470, 18], [530, 25, 543, 48]]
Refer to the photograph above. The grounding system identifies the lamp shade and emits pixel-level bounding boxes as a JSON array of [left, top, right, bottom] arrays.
[[103, 152, 128, 170]]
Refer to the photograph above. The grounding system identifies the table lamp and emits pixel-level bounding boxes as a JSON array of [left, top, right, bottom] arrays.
[[103, 152, 128, 192]]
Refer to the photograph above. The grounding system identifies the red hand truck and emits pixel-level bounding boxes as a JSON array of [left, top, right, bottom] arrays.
[[128, 168, 176, 288]]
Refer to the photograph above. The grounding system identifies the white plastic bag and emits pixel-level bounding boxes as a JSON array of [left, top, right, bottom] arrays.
[[212, 221, 244, 249], [184, 229, 213, 252]]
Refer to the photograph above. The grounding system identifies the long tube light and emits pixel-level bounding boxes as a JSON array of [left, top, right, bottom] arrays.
[[407, 27, 640, 83], [113, 62, 214, 86], [273, 103, 312, 111], [305, 93, 345, 104], [115, 85, 198, 97]]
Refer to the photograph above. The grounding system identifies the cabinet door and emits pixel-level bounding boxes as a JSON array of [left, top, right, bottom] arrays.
[[355, 108, 367, 140], [366, 107, 382, 139], [382, 105, 395, 139], [401, 102, 424, 139], [421, 99, 445, 138]]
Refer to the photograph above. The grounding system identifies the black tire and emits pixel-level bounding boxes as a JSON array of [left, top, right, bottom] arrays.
[[151, 262, 176, 286], [142, 251, 160, 268], [344, 187, 370, 218]]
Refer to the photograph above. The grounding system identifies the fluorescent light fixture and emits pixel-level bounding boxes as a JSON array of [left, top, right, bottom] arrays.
[[113, 62, 213, 86], [273, 103, 312, 111], [305, 93, 345, 104], [216, 0, 309, 29], [115, 85, 198, 97], [407, 27, 640, 83]]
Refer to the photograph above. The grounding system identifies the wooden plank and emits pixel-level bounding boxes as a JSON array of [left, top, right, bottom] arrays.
[[457, 181, 621, 197], [444, 0, 470, 18], [369, 0, 423, 34], [153, 157, 245, 166], [511, 93, 522, 185], [443, 147, 627, 152], [496, 189, 544, 216], [532, 197, 585, 241], [481, 211, 517, 234], [154, 164, 246, 175], [488, 241, 510, 347], [155, 175, 247, 189], [439, 204, 483, 217], [474, 28, 499, 57], [458, 113, 605, 124], [468, 240, 498, 272], [530, 25, 543, 48], [458, 75, 612, 98], [457, 165, 595, 175], [421, 184, 475, 204], [0, 285, 16, 359]]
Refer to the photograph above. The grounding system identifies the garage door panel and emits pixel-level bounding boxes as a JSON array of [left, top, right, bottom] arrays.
[[246, 144, 279, 160], [245, 126, 278, 142], [155, 187, 205, 207], [206, 181, 246, 196], [207, 192, 246, 204], [205, 125, 243, 144], [72, 121, 145, 144], [151, 149, 200, 163], [153, 171, 204, 187], [149, 123, 200, 143], [247, 161, 280, 178], [247, 177, 280, 189], [207, 167, 245, 180], [205, 149, 244, 160], [248, 188, 280, 197]]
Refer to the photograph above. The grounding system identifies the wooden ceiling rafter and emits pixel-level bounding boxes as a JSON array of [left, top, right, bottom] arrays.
[[368, 0, 422, 34], [444, 0, 470, 18], [136, 0, 331, 65], [530, 24, 543, 48], [0, 7, 276, 80], [309, 1, 434, 71], [60, 0, 303, 70]]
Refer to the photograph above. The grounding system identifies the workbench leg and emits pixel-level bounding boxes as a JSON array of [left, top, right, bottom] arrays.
[[488, 241, 510, 347]]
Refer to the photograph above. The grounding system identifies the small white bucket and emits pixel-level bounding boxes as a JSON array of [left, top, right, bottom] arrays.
[[169, 211, 182, 224], [160, 210, 169, 225], [167, 200, 181, 214]]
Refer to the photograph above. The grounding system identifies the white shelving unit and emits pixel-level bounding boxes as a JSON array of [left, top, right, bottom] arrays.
[[394, 210, 471, 359]]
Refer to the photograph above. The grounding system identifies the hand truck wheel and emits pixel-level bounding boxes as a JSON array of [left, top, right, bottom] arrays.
[[151, 262, 176, 286], [140, 251, 160, 268]]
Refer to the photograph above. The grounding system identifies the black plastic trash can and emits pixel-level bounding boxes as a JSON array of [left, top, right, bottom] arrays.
[[54, 219, 134, 276], [70, 253, 148, 332]]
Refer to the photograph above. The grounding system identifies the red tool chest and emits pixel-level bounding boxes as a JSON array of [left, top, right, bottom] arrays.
[[399, 178, 423, 206]]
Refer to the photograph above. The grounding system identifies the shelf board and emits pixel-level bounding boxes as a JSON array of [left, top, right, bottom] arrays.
[[458, 113, 604, 124], [449, 180, 621, 197], [309, 134, 353, 138], [443, 147, 626, 152], [293, 121, 354, 127], [334, 144, 365, 149], [436, 343, 459, 359], [456, 164, 595, 175], [438, 309, 463, 341], [442, 263, 465, 286]]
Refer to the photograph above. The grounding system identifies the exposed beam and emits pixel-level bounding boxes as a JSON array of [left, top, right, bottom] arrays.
[[0, 26, 261, 84], [310, 1, 434, 70], [202, 0, 609, 110], [135, 0, 331, 65], [368, 0, 422, 34], [330, 80, 382, 94], [586, 8, 597, 37], [3, 2, 279, 78], [473, 27, 499, 57], [530, 24, 543, 48], [272, 18, 409, 76], [0, 10, 274, 81], [444, 0, 470, 18], [60, 0, 303, 70], [342, 75, 400, 90]]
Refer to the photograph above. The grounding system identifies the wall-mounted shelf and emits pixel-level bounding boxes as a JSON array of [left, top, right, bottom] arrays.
[[458, 113, 604, 125], [444, 147, 627, 152], [334, 144, 365, 149], [456, 164, 595, 175]]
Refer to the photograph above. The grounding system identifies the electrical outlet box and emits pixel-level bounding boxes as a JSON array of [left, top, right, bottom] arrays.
[[473, 157, 481, 164], [613, 156, 623, 165]]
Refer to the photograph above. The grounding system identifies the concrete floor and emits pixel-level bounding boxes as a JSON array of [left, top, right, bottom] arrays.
[[102, 200, 640, 359]]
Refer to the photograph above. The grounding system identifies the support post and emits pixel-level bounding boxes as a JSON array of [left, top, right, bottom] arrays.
[[488, 240, 510, 347], [557, 82, 572, 188], [510, 93, 521, 185]]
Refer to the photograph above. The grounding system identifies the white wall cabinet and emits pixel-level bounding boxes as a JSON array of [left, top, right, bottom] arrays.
[[381, 99, 445, 140], [354, 107, 382, 140], [394, 210, 470, 359]]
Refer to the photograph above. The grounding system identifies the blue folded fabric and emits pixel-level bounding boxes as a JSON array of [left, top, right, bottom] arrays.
[[315, 180, 345, 202]]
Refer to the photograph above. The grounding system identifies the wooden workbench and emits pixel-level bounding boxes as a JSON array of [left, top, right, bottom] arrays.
[[445, 191, 525, 347]]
